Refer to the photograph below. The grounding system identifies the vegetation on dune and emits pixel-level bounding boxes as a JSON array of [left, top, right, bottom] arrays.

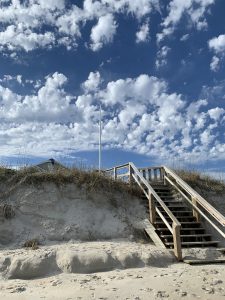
[[0, 164, 224, 197], [0, 166, 141, 197], [175, 169, 225, 194]]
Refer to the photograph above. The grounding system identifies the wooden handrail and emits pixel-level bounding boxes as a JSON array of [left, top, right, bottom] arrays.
[[105, 163, 129, 172], [130, 163, 181, 227], [164, 166, 225, 227], [165, 175, 225, 239]]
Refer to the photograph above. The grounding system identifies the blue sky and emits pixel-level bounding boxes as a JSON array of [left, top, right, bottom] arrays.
[[0, 0, 225, 176]]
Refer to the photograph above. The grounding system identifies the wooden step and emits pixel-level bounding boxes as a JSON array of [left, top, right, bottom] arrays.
[[184, 259, 225, 265], [157, 203, 189, 208], [161, 234, 211, 239], [217, 248, 225, 254], [156, 216, 196, 222], [157, 206, 189, 211], [155, 221, 202, 228], [156, 192, 178, 196], [152, 189, 172, 193], [161, 234, 212, 243], [151, 184, 168, 187], [158, 210, 193, 216], [159, 195, 177, 198], [156, 205, 188, 210], [147, 209, 191, 214], [155, 199, 184, 205], [165, 241, 219, 247], [156, 227, 206, 233]]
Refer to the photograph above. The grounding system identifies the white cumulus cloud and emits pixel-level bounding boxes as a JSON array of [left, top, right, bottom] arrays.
[[158, 0, 215, 42], [136, 22, 150, 43], [210, 56, 220, 72], [0, 0, 159, 54], [208, 34, 225, 54], [0, 70, 225, 164], [82, 71, 102, 92], [90, 14, 117, 51], [208, 34, 225, 71]]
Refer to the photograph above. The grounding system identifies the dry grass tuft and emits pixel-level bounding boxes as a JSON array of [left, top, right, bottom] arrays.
[[2, 204, 15, 219], [23, 239, 39, 250], [175, 169, 225, 194], [0, 166, 16, 181]]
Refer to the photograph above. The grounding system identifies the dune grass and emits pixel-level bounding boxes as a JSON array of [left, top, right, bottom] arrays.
[[175, 169, 225, 194], [0, 164, 224, 197], [0, 165, 141, 197]]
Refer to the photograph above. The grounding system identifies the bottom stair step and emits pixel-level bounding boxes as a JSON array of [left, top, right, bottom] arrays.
[[161, 234, 211, 238], [165, 241, 219, 247], [156, 227, 205, 232], [184, 259, 225, 265]]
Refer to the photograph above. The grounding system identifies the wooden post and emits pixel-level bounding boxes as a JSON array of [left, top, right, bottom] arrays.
[[148, 192, 156, 224], [143, 169, 146, 179], [172, 222, 182, 261], [129, 164, 133, 185], [161, 168, 166, 185], [148, 169, 152, 182], [113, 167, 117, 180], [154, 169, 157, 182], [159, 168, 163, 181], [192, 197, 200, 221]]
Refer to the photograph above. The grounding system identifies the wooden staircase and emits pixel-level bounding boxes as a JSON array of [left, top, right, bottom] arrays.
[[143, 184, 219, 249], [105, 162, 225, 260]]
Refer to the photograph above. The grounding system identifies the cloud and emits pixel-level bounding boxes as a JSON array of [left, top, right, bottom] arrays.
[[208, 107, 225, 121], [136, 21, 150, 43], [0, 70, 225, 164], [208, 34, 225, 54], [155, 46, 170, 68], [0, 24, 55, 52], [0, 74, 24, 86], [180, 34, 189, 41], [208, 34, 225, 71], [0, 0, 159, 54], [210, 56, 220, 72], [0, 72, 80, 123], [82, 71, 102, 92], [158, 0, 215, 42], [90, 14, 117, 51]]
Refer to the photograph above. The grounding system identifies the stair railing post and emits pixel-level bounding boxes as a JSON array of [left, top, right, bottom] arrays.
[[148, 190, 156, 224], [113, 167, 117, 180], [129, 164, 133, 185], [172, 222, 182, 261], [161, 167, 166, 185], [192, 196, 200, 222]]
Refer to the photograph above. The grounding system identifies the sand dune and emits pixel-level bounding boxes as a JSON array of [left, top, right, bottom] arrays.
[[0, 177, 224, 299]]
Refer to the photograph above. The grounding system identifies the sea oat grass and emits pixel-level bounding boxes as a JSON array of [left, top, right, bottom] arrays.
[[175, 169, 225, 194], [0, 166, 141, 197]]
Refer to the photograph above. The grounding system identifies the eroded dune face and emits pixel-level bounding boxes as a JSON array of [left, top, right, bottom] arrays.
[[0, 182, 145, 248], [0, 242, 174, 279]]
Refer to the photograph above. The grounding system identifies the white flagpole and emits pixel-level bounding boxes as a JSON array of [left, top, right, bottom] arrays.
[[99, 104, 102, 172]]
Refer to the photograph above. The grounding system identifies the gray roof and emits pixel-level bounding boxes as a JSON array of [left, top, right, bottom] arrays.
[[34, 158, 67, 172]]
